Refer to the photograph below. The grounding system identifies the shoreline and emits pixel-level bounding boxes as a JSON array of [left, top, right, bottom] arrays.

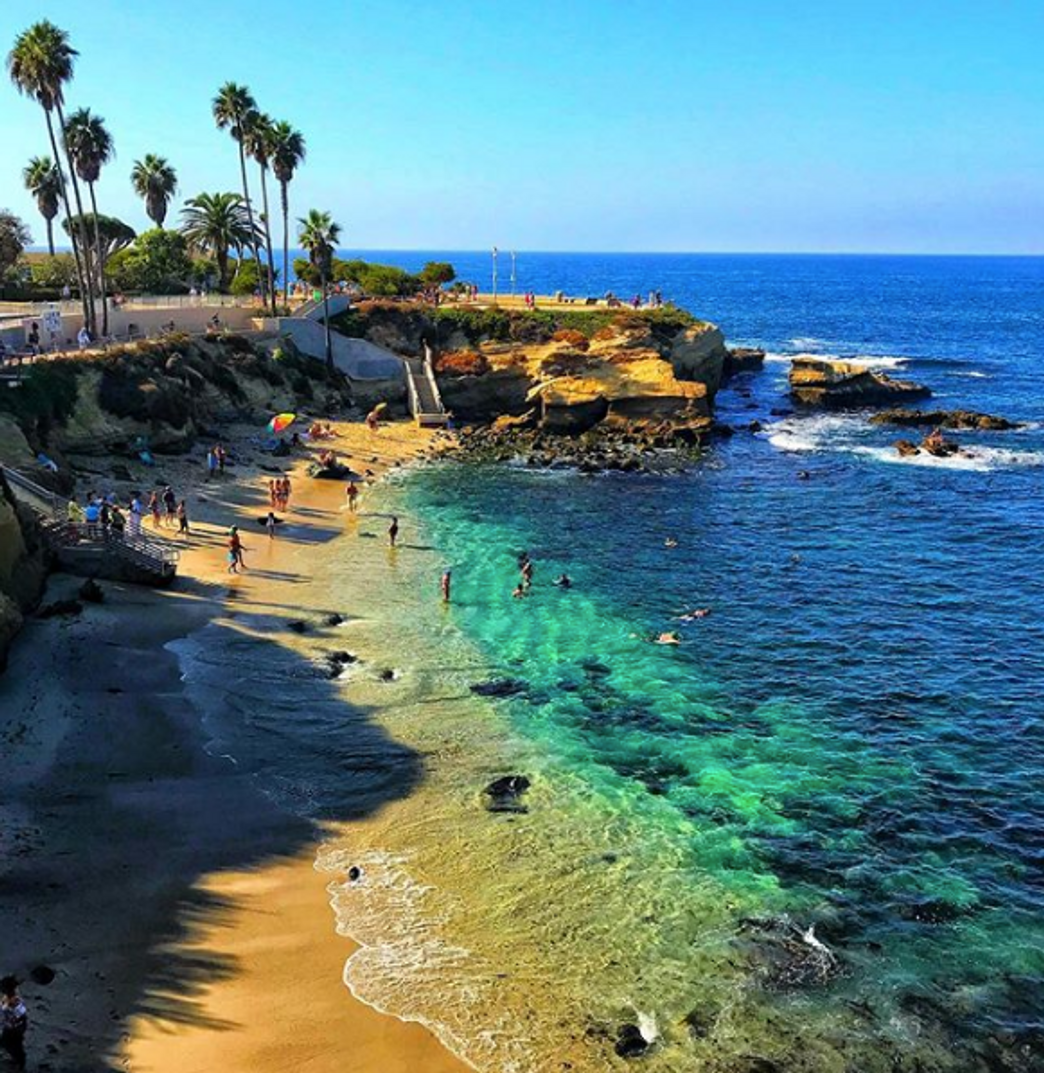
[[0, 418, 468, 1073]]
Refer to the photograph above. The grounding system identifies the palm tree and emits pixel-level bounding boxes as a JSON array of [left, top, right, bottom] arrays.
[[23, 156, 61, 256], [7, 19, 93, 328], [212, 83, 263, 285], [269, 121, 305, 314], [131, 154, 178, 228], [180, 192, 255, 292], [65, 107, 114, 334], [298, 209, 341, 371], [244, 112, 279, 315]]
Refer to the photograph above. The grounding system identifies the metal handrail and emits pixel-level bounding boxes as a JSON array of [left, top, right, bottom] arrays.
[[422, 343, 446, 414]]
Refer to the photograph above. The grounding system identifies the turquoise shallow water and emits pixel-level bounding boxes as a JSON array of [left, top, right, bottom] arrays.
[[185, 255, 1044, 1069]]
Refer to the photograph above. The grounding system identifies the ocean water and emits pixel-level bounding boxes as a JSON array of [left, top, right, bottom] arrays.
[[188, 255, 1044, 1071]]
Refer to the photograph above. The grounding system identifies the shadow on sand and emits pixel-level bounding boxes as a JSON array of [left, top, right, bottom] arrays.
[[1, 573, 426, 1071]]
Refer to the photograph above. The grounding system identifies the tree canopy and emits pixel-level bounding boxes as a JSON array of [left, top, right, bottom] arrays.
[[0, 209, 31, 278]]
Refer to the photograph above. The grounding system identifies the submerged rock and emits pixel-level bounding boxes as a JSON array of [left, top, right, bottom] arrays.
[[789, 357, 931, 409], [895, 439, 921, 457], [483, 774, 531, 813], [739, 916, 843, 990], [470, 678, 527, 698]]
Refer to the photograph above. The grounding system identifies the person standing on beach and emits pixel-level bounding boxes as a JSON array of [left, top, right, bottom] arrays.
[[206, 448, 217, 481], [216, 444, 227, 476], [441, 568, 452, 603], [227, 527, 246, 573], [1, 975, 28, 1070], [346, 480, 359, 512], [148, 491, 162, 528], [388, 516, 399, 547], [282, 476, 292, 510], [162, 485, 177, 526], [269, 479, 278, 508], [265, 511, 278, 540], [128, 495, 143, 539], [176, 499, 190, 536]]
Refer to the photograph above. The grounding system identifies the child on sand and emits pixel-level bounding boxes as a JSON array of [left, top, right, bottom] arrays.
[[388, 516, 399, 547], [149, 491, 161, 527], [346, 481, 359, 512], [177, 500, 190, 535], [266, 511, 278, 540], [441, 569, 452, 602]]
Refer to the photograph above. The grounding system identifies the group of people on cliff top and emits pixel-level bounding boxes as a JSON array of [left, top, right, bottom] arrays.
[[72, 485, 189, 539]]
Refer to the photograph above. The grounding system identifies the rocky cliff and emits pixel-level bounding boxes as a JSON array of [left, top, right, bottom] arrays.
[[332, 301, 730, 436], [0, 461, 48, 670], [0, 333, 350, 467]]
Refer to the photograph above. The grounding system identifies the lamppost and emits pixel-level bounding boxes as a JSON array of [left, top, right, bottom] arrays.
[[492, 246, 498, 303], [510, 250, 517, 297]]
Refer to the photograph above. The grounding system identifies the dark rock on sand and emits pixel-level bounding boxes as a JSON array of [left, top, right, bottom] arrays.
[[78, 578, 104, 603], [287, 619, 308, 633], [377, 668, 397, 682], [470, 678, 528, 698], [38, 599, 83, 619], [347, 865, 362, 882], [484, 775, 531, 813], [871, 408, 1021, 431], [789, 357, 931, 409], [328, 651, 357, 666], [614, 1023, 651, 1058], [30, 965, 56, 986], [322, 612, 345, 627]]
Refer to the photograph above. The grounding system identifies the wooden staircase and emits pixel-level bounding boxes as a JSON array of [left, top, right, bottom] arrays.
[[1, 465, 179, 586]]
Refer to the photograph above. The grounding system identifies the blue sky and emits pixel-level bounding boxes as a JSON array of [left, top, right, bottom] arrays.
[[2, 1, 1042, 253]]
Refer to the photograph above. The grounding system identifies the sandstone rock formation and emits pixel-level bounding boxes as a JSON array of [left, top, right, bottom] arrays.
[[870, 408, 1020, 431], [789, 358, 931, 409]]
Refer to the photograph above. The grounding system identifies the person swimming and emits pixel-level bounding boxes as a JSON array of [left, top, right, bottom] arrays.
[[678, 608, 711, 621], [654, 631, 681, 645], [664, 537, 679, 548], [553, 574, 572, 589], [512, 584, 528, 599]]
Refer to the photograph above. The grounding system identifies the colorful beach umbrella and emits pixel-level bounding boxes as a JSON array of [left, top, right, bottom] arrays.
[[268, 412, 296, 434]]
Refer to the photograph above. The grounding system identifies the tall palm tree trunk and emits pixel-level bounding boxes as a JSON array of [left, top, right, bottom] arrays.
[[236, 140, 263, 298], [45, 218, 55, 257], [55, 102, 96, 334], [258, 166, 277, 315], [44, 109, 89, 328], [280, 181, 289, 316], [87, 182, 108, 336]]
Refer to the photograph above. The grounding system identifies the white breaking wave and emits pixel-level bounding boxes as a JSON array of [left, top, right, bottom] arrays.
[[764, 414, 1043, 472], [852, 445, 1044, 472], [765, 413, 864, 453]]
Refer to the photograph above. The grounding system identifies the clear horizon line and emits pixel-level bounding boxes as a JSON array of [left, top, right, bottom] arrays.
[[24, 245, 1044, 259]]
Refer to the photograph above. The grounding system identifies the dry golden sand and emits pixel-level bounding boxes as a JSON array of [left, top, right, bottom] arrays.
[[0, 418, 467, 1073]]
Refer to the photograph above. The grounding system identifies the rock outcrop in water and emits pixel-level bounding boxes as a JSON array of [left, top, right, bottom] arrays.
[[789, 357, 931, 409], [870, 408, 1020, 430]]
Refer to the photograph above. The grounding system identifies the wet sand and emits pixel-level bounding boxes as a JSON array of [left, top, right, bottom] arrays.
[[0, 418, 468, 1073]]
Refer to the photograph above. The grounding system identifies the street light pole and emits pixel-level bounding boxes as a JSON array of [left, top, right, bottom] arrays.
[[510, 250, 516, 296], [492, 246, 498, 303]]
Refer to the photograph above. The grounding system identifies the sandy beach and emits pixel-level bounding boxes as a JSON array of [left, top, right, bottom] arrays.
[[0, 417, 468, 1073]]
